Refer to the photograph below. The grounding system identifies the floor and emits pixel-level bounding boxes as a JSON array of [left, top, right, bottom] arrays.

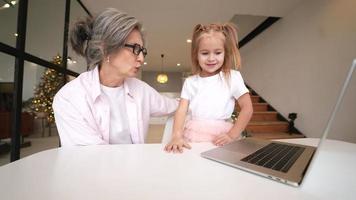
[[0, 124, 165, 167]]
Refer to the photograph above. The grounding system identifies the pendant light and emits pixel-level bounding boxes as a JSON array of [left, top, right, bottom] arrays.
[[156, 54, 168, 84]]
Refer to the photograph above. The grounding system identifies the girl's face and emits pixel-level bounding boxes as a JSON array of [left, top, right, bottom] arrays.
[[197, 32, 225, 77], [108, 29, 145, 78]]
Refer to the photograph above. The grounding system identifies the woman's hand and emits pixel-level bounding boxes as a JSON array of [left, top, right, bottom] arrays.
[[213, 133, 235, 146], [164, 136, 191, 153]]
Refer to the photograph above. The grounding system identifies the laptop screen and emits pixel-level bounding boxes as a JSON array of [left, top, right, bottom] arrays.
[[327, 59, 356, 143], [302, 59, 356, 184]]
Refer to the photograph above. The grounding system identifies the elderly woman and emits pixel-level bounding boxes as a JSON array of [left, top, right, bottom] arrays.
[[53, 8, 178, 146]]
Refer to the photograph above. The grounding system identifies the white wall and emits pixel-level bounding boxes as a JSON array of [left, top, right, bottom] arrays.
[[22, 63, 44, 101], [240, 0, 356, 142], [0, 54, 15, 82]]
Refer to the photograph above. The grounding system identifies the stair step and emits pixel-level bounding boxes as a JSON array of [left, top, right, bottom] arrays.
[[251, 95, 260, 103], [240, 87, 305, 138], [236, 111, 278, 121], [246, 121, 288, 133], [236, 103, 269, 112], [248, 132, 305, 140], [251, 111, 278, 121]]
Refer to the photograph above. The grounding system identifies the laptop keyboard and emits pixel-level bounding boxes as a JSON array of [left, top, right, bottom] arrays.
[[241, 143, 305, 173]]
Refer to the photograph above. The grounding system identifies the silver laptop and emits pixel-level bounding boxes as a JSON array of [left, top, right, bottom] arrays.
[[201, 59, 355, 187]]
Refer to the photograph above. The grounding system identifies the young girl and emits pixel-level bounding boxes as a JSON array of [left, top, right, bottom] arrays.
[[165, 23, 253, 153]]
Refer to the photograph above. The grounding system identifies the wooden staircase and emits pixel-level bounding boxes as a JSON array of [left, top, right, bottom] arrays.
[[235, 89, 304, 140]]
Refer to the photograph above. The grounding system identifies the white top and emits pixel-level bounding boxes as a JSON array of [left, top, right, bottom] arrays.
[[181, 70, 249, 120], [0, 139, 355, 200], [101, 84, 132, 144]]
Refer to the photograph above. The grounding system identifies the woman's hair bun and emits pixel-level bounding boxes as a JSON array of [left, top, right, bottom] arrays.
[[70, 17, 93, 56]]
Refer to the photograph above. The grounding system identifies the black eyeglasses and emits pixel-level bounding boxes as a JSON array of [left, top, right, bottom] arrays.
[[124, 43, 148, 57]]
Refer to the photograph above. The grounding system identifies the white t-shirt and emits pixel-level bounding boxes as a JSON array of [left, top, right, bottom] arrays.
[[101, 84, 132, 144], [181, 70, 249, 120]]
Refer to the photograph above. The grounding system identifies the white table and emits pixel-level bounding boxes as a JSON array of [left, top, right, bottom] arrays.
[[0, 138, 355, 200]]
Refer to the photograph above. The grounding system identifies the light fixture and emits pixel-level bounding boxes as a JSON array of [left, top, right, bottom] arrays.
[[186, 39, 192, 43], [67, 57, 76, 65], [177, 63, 181, 66], [1, 0, 16, 9], [143, 62, 147, 65], [156, 54, 168, 84]]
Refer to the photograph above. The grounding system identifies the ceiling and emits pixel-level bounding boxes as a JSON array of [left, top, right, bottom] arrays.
[[82, 0, 303, 72]]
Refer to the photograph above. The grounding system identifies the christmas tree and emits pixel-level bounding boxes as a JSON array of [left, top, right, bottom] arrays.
[[31, 55, 65, 124]]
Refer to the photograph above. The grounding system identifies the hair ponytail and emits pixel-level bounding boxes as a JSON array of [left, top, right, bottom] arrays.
[[223, 23, 241, 70]]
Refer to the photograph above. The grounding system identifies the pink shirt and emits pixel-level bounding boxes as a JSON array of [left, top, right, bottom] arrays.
[[53, 67, 178, 146]]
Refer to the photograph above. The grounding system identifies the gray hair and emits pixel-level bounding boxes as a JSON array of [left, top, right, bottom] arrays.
[[70, 8, 143, 69]]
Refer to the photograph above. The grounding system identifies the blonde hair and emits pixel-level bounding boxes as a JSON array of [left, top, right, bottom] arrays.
[[191, 23, 241, 80]]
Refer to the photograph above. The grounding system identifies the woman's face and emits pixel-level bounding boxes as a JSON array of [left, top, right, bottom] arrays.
[[197, 32, 225, 77], [108, 29, 145, 78]]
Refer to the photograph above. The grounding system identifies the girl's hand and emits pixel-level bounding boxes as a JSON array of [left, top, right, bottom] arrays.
[[213, 133, 235, 146], [164, 136, 191, 153]]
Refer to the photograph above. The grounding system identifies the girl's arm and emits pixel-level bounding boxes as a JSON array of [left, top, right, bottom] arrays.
[[164, 98, 191, 153], [213, 93, 253, 146]]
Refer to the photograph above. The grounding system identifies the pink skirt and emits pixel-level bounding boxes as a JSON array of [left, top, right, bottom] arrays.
[[183, 119, 233, 142]]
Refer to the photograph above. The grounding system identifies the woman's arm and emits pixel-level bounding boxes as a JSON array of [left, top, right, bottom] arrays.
[[145, 83, 179, 117], [213, 93, 253, 146], [164, 99, 191, 153]]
